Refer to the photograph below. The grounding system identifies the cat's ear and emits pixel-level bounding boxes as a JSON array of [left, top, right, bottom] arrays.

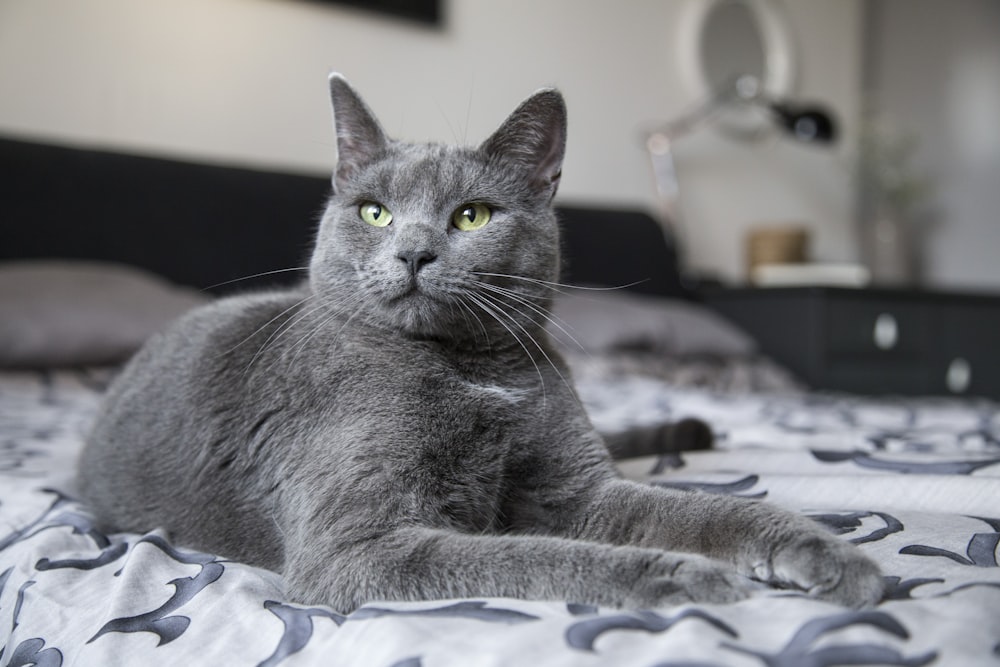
[[480, 89, 567, 200], [328, 73, 389, 190]]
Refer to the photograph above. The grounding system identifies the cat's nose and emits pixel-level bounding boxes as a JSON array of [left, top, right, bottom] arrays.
[[398, 250, 437, 277]]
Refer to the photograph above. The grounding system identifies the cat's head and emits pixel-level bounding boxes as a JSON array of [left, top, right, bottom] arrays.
[[309, 74, 566, 343]]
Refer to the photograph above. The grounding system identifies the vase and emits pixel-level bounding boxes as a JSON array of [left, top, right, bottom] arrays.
[[860, 202, 917, 287]]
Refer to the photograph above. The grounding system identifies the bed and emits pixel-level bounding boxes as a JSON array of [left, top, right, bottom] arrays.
[[2, 136, 999, 666]]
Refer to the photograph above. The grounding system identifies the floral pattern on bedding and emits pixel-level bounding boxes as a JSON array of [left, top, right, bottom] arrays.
[[1, 369, 999, 666]]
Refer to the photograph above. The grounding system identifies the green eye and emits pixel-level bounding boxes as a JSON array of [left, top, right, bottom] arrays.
[[359, 201, 392, 227], [452, 203, 492, 231]]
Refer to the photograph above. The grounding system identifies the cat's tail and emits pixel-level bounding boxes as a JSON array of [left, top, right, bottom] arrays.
[[600, 418, 713, 460]]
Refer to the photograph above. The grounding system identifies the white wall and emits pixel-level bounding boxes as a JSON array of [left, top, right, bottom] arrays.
[[0, 0, 864, 283], [673, 1, 865, 279], [865, 0, 1000, 290]]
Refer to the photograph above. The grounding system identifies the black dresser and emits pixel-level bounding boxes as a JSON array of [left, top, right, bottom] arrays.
[[704, 287, 1000, 399]]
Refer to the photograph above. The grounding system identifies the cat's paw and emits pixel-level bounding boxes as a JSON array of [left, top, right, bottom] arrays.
[[757, 534, 884, 608], [627, 554, 753, 607]]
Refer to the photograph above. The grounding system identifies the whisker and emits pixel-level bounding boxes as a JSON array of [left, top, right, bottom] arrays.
[[219, 293, 314, 359], [442, 287, 494, 350], [286, 290, 368, 367], [449, 295, 492, 352], [468, 280, 543, 302], [434, 98, 462, 146], [201, 266, 310, 292], [243, 295, 338, 379], [473, 290, 584, 407], [465, 291, 546, 403], [246, 289, 362, 386], [471, 280, 588, 354], [463, 76, 475, 145], [462, 298, 493, 351], [470, 272, 648, 293]]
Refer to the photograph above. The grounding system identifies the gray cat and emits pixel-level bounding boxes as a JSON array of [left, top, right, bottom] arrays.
[[77, 75, 884, 612]]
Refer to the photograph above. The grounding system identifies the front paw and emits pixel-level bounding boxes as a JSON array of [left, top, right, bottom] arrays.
[[626, 554, 754, 608], [758, 535, 884, 608]]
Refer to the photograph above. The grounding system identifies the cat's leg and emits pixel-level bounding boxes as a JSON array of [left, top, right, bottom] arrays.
[[566, 479, 884, 608], [280, 525, 754, 613]]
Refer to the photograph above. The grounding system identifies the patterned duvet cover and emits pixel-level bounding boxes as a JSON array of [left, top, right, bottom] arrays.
[[2, 368, 999, 666]]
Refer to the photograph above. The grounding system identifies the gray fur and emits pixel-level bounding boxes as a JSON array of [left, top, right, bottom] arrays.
[[77, 75, 884, 612]]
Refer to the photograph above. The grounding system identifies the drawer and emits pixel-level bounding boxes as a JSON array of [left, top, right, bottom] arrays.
[[824, 363, 930, 395], [703, 287, 999, 398], [930, 302, 1000, 397], [824, 298, 929, 359]]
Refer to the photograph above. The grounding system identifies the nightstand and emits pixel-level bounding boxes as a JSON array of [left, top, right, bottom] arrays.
[[703, 287, 1000, 399]]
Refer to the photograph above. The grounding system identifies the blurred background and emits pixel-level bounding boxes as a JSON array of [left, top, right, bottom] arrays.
[[1, 0, 997, 288]]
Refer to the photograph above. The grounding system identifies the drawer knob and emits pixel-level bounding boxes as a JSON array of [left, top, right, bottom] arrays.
[[873, 313, 899, 350], [946, 357, 972, 394]]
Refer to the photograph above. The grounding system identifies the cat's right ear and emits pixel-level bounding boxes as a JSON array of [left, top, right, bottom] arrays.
[[479, 88, 567, 201], [328, 73, 389, 191]]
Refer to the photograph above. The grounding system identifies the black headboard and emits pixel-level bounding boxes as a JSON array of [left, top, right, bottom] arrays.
[[556, 206, 685, 298], [0, 136, 686, 298], [1, 137, 330, 293]]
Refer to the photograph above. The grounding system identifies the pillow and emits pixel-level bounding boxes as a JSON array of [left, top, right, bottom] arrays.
[[548, 289, 755, 357], [0, 260, 209, 368]]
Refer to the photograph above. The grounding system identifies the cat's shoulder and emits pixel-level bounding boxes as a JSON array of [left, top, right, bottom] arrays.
[[147, 285, 309, 353], [180, 286, 306, 325]]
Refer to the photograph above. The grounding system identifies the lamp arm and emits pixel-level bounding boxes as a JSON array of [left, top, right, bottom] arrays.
[[642, 79, 837, 275], [643, 80, 746, 239], [648, 74, 765, 141], [648, 87, 742, 141]]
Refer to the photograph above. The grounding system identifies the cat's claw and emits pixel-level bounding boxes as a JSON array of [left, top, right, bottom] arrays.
[[628, 554, 754, 607], [767, 535, 884, 608]]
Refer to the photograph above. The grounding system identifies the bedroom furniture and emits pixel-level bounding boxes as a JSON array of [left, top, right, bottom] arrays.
[[675, 0, 799, 141], [646, 0, 837, 278], [704, 285, 1000, 398], [319, 0, 442, 26], [0, 136, 332, 295], [645, 74, 837, 262], [0, 137, 686, 300], [2, 135, 998, 666]]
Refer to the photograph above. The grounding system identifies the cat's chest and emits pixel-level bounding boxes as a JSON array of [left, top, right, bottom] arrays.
[[332, 340, 541, 408], [325, 339, 555, 459], [296, 337, 588, 532], [456, 380, 531, 405], [331, 344, 546, 529]]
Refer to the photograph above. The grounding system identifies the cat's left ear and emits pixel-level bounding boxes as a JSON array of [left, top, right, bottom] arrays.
[[480, 89, 567, 200], [328, 73, 390, 191]]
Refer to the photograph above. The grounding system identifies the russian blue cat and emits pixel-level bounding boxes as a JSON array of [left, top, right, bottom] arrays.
[[77, 75, 884, 612]]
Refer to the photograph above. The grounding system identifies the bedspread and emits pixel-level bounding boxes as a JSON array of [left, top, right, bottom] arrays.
[[2, 369, 999, 666]]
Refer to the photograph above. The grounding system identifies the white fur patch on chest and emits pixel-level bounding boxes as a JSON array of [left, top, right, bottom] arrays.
[[463, 381, 530, 404]]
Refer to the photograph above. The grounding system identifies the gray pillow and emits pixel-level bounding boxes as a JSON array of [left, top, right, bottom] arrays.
[[549, 290, 755, 357], [0, 261, 209, 368]]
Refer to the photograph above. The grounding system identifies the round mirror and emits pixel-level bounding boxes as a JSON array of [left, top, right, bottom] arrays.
[[678, 0, 796, 138], [700, 1, 766, 93]]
